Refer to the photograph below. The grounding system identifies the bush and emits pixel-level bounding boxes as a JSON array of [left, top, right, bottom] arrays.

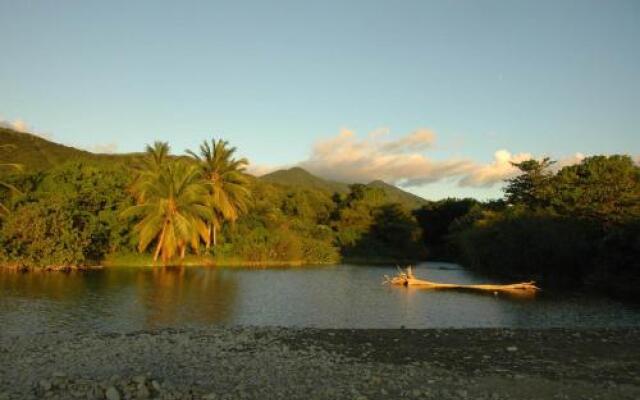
[[454, 213, 596, 287]]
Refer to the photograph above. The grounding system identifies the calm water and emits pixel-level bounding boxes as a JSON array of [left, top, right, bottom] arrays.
[[1, 263, 639, 335]]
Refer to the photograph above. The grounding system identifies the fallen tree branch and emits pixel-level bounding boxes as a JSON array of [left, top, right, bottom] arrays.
[[384, 266, 540, 293]]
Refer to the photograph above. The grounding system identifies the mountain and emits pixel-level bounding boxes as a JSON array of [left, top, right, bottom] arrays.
[[260, 167, 349, 194], [366, 179, 429, 209], [259, 167, 429, 209], [1, 128, 430, 209], [0, 127, 139, 172]]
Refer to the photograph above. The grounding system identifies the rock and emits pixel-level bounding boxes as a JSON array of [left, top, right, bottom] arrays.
[[203, 393, 217, 400], [506, 346, 518, 352], [137, 384, 150, 399], [105, 386, 121, 400], [151, 380, 161, 391], [39, 380, 52, 391]]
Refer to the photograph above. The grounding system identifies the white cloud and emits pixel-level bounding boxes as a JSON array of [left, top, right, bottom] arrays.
[[246, 163, 280, 177], [458, 149, 532, 187], [298, 128, 474, 186], [285, 128, 593, 188], [0, 117, 53, 140], [553, 152, 586, 171], [90, 142, 119, 154], [380, 128, 436, 153]]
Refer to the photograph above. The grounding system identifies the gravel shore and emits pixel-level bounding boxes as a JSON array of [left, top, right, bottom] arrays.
[[1, 328, 638, 399]]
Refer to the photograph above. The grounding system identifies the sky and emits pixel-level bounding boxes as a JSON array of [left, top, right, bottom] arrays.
[[1, 0, 639, 200]]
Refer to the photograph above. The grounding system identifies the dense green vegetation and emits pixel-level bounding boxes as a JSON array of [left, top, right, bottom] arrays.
[[415, 155, 640, 301], [2, 129, 639, 301], [0, 127, 142, 171], [0, 129, 423, 267]]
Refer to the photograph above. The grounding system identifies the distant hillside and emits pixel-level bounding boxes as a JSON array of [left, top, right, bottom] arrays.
[[366, 179, 429, 209], [0, 127, 139, 172], [1, 129, 430, 209], [260, 167, 429, 209], [260, 167, 349, 194]]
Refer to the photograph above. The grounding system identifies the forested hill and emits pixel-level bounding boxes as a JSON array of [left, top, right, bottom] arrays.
[[260, 167, 349, 194], [0, 128, 140, 172], [1, 128, 431, 209], [260, 167, 428, 209], [366, 180, 429, 209]]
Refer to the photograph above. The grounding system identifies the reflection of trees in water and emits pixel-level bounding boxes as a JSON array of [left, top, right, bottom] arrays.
[[0, 267, 239, 331], [139, 267, 238, 329], [0, 269, 90, 301]]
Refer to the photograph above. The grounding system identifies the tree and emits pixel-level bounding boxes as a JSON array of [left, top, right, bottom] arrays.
[[0, 162, 133, 267], [143, 141, 171, 172], [187, 139, 251, 247], [0, 144, 23, 214], [504, 157, 555, 209], [130, 141, 171, 202], [551, 155, 640, 224], [121, 161, 213, 263], [414, 198, 479, 251]]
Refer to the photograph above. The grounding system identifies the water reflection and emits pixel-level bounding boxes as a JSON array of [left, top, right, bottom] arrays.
[[1, 263, 639, 335], [139, 267, 238, 328], [0, 269, 91, 300], [406, 286, 538, 300]]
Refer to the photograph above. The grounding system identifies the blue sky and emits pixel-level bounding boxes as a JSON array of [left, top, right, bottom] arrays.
[[1, 0, 638, 200]]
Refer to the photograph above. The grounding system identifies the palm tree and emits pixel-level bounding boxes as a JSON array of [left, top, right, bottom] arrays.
[[130, 141, 171, 203], [143, 141, 171, 171], [187, 139, 251, 247], [121, 161, 213, 264], [0, 144, 23, 214]]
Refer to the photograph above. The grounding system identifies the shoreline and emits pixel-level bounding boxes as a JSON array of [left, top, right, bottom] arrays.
[[1, 327, 638, 399], [1, 255, 425, 271]]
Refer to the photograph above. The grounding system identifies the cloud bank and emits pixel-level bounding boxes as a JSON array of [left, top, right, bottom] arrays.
[[298, 128, 474, 185], [253, 128, 593, 188]]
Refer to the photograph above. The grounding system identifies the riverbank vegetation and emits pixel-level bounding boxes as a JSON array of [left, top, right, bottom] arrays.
[[0, 128, 423, 269], [415, 155, 640, 301], [1, 128, 639, 301]]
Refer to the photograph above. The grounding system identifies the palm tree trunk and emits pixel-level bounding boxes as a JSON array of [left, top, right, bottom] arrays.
[[205, 224, 212, 249], [213, 225, 217, 247], [153, 222, 168, 262], [180, 245, 186, 259]]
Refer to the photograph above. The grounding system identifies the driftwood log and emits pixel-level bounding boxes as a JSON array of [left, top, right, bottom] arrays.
[[384, 266, 539, 294]]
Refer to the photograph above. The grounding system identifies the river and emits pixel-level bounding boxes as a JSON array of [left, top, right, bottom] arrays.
[[1, 262, 639, 335]]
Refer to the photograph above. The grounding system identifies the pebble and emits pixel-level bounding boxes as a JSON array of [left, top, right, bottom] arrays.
[[137, 384, 150, 399], [0, 328, 636, 400], [105, 386, 121, 400]]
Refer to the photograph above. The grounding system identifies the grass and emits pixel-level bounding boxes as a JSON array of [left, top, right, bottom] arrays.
[[102, 252, 334, 268]]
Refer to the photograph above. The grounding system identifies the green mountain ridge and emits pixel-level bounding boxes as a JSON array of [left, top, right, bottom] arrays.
[[260, 167, 349, 194], [1, 128, 430, 208], [0, 127, 140, 172], [365, 179, 429, 208], [260, 167, 429, 209]]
